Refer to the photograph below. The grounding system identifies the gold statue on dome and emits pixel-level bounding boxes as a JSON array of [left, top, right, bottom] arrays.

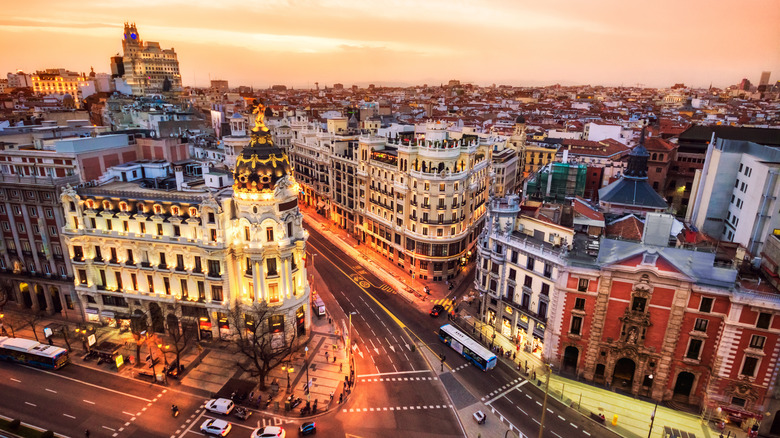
[[251, 100, 269, 133]]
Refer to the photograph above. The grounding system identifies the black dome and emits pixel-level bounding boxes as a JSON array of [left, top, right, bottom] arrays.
[[515, 115, 526, 124], [233, 101, 291, 193]]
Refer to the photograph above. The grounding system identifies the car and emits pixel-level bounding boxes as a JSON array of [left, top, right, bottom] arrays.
[[429, 304, 445, 317], [204, 398, 235, 415], [299, 421, 316, 435], [200, 419, 232, 436], [251, 426, 286, 438]]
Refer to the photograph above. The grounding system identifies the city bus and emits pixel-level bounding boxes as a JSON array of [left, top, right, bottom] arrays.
[[0, 336, 69, 370], [438, 324, 497, 371]]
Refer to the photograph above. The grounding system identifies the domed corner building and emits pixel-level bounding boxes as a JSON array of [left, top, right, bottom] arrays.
[[228, 104, 311, 346]]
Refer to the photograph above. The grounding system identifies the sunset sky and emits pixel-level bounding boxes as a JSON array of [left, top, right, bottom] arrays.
[[2, 0, 779, 89]]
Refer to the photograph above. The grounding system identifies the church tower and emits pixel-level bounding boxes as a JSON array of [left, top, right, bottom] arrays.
[[228, 100, 310, 343]]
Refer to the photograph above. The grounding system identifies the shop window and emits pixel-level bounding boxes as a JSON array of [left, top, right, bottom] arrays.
[[269, 314, 284, 333]]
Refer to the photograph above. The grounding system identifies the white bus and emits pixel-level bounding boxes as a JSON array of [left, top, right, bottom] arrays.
[[438, 324, 497, 371]]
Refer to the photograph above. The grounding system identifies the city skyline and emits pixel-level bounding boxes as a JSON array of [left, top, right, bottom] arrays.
[[1, 0, 779, 89]]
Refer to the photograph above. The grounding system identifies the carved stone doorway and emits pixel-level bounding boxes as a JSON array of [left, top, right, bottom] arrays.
[[612, 357, 636, 390], [562, 346, 579, 374], [673, 372, 695, 401]]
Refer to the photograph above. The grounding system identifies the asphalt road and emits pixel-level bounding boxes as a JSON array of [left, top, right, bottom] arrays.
[[305, 224, 619, 438]]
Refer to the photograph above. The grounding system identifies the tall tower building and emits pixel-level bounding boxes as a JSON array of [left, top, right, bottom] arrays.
[[759, 71, 771, 87], [119, 22, 182, 96]]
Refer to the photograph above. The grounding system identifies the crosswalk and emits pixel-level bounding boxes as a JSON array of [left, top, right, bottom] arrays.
[[360, 376, 438, 383], [432, 298, 456, 312], [343, 404, 453, 413]]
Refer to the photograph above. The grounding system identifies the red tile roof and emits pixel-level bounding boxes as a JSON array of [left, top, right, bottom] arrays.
[[644, 136, 676, 152], [561, 138, 630, 158], [605, 214, 644, 241], [572, 197, 605, 221]]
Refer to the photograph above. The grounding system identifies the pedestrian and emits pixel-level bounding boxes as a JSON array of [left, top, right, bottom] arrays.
[[512, 352, 515, 361], [325, 351, 329, 361], [333, 356, 336, 363], [339, 363, 343, 372], [328, 317, 332, 324], [339, 393, 343, 403], [345, 375, 349, 384], [85, 430, 90, 438], [330, 392, 334, 402]]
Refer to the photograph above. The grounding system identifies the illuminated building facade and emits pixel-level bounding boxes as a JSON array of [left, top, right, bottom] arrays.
[[32, 69, 88, 97], [60, 102, 309, 339], [118, 22, 182, 96], [289, 118, 490, 282]]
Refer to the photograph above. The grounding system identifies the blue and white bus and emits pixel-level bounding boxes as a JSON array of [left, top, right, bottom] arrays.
[[0, 336, 69, 370], [438, 324, 497, 371]]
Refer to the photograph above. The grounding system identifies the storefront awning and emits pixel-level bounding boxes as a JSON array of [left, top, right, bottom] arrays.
[[85, 308, 99, 314], [100, 311, 115, 318]]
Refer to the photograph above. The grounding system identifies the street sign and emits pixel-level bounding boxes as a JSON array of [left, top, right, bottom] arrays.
[[115, 355, 124, 368], [43, 327, 53, 338], [87, 334, 96, 347]]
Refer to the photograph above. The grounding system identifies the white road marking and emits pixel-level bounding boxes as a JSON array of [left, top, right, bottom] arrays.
[[123, 411, 135, 416], [63, 414, 76, 419], [10, 378, 21, 383], [45, 388, 57, 393], [83, 399, 95, 404], [358, 370, 431, 377], [570, 423, 578, 428], [37, 369, 152, 402], [102, 426, 116, 431], [558, 415, 566, 420], [25, 402, 37, 407], [552, 432, 563, 438], [583, 431, 591, 436]]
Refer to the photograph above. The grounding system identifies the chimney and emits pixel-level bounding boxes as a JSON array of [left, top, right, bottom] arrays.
[[174, 165, 184, 191]]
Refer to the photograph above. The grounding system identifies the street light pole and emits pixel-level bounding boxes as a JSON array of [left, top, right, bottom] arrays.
[[647, 402, 658, 438], [304, 346, 310, 401], [538, 364, 551, 438]]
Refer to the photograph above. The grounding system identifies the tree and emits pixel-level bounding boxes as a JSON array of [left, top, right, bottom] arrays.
[[165, 304, 198, 372], [20, 310, 43, 342], [0, 279, 12, 311], [229, 301, 297, 390], [130, 311, 150, 365]]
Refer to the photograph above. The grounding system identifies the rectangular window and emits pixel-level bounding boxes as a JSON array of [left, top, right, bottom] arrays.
[[180, 279, 189, 298], [173, 225, 180, 236], [508, 268, 516, 281], [208, 260, 220, 277], [140, 222, 146, 234], [266, 227, 274, 241], [147, 275, 154, 292], [123, 221, 129, 232], [131, 273, 138, 290], [694, 318, 708, 332], [211, 285, 223, 301], [194, 256, 202, 273], [511, 251, 518, 264], [266, 258, 278, 276], [159, 252, 167, 268], [524, 275, 533, 288], [541, 283, 550, 296], [210, 229, 217, 242], [198, 281, 205, 300], [538, 301, 547, 319], [574, 297, 586, 310], [126, 249, 134, 264], [570, 316, 582, 335], [578, 278, 589, 292], [699, 297, 714, 313], [268, 283, 280, 303], [106, 219, 112, 231], [78, 269, 88, 284], [740, 356, 758, 377], [686, 339, 703, 360], [749, 335, 766, 350], [163, 277, 171, 295], [115, 272, 123, 290], [757, 312, 772, 329], [491, 263, 499, 274], [157, 223, 163, 236], [527, 257, 535, 271]]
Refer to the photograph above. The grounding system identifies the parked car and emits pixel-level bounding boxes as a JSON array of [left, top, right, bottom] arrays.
[[204, 398, 235, 415], [299, 421, 316, 435], [251, 426, 286, 438], [200, 419, 232, 436], [429, 304, 445, 317]]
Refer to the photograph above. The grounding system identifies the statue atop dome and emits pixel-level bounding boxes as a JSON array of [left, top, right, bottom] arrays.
[[251, 99, 269, 133], [233, 99, 292, 194]]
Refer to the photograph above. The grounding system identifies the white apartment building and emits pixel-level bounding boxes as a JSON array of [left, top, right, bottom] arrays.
[[289, 118, 493, 282], [60, 117, 310, 340], [691, 138, 780, 256], [476, 195, 573, 359]]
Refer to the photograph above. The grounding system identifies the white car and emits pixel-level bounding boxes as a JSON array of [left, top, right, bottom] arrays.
[[200, 418, 232, 436], [250, 426, 286, 438], [204, 398, 235, 415]]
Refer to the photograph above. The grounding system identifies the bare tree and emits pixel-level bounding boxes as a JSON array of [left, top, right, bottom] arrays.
[[0, 279, 12, 311], [229, 301, 297, 390], [20, 310, 43, 341], [130, 311, 150, 365], [165, 304, 197, 372]]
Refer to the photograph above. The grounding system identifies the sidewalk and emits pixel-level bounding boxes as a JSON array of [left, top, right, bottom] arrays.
[[0, 258, 353, 420]]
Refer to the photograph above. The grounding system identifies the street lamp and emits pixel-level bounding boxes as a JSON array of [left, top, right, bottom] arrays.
[[538, 363, 552, 438], [304, 346, 310, 401], [282, 362, 294, 393]]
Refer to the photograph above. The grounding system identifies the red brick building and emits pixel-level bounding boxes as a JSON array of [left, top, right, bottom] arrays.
[[552, 227, 779, 428]]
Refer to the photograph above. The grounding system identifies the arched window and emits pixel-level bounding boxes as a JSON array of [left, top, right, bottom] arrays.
[[153, 205, 163, 214], [102, 200, 111, 210], [137, 203, 146, 213], [171, 206, 180, 216], [189, 207, 198, 217], [119, 202, 128, 212], [87, 199, 95, 209]]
